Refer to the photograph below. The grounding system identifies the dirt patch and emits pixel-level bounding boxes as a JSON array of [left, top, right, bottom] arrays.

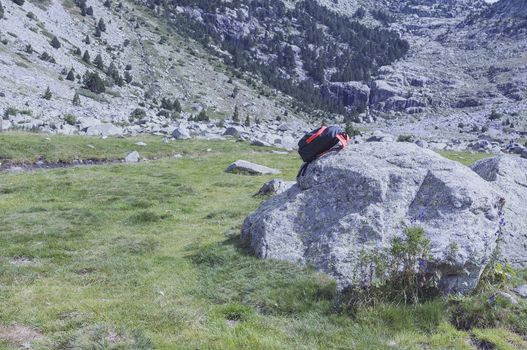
[[0, 323, 43, 348], [10, 256, 37, 267]]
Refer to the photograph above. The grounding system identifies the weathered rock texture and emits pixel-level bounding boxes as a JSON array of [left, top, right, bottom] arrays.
[[241, 143, 503, 294], [225, 160, 280, 175], [471, 156, 527, 268]]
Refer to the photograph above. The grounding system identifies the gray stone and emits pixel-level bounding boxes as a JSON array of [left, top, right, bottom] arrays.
[[471, 156, 527, 268], [415, 140, 429, 148], [255, 179, 295, 196], [241, 143, 502, 294], [250, 139, 271, 147], [225, 160, 280, 175], [135, 142, 147, 146], [513, 284, 527, 298], [125, 151, 140, 163], [223, 127, 240, 137], [85, 123, 124, 137], [497, 291, 518, 305], [522, 149, 527, 159], [171, 127, 191, 140]]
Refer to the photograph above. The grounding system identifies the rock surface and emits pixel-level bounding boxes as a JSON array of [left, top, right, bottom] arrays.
[[125, 151, 140, 163], [255, 179, 295, 196], [471, 156, 527, 267], [513, 285, 527, 298], [241, 143, 502, 294], [225, 160, 280, 175]]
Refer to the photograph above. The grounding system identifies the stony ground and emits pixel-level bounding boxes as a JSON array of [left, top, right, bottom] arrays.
[[0, 132, 527, 349]]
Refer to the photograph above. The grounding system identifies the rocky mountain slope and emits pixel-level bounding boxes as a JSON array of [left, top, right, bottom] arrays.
[[0, 0, 298, 136], [0, 0, 525, 145]]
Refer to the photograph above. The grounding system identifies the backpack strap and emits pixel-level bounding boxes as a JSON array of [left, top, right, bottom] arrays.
[[336, 133, 350, 148], [296, 162, 310, 179], [306, 126, 327, 144]]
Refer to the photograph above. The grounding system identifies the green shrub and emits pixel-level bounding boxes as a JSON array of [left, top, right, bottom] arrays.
[[64, 114, 77, 125], [72, 92, 81, 106], [129, 108, 146, 121], [82, 72, 105, 94], [489, 110, 502, 120], [345, 226, 438, 309], [345, 122, 362, 137], [26, 11, 36, 20], [195, 110, 209, 122]]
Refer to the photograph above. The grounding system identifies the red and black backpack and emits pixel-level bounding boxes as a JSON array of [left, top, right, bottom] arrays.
[[297, 125, 350, 178]]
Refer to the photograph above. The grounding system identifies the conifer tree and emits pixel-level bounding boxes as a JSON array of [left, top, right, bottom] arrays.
[[72, 92, 81, 106], [43, 86, 52, 100], [50, 36, 61, 49], [66, 68, 75, 81], [94, 53, 104, 70], [232, 105, 240, 123], [86, 5, 93, 15], [82, 50, 90, 63], [244, 116, 251, 127], [0, 1, 4, 19]]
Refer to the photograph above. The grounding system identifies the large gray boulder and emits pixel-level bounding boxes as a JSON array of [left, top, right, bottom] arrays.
[[225, 160, 280, 175], [255, 179, 296, 196], [241, 143, 502, 294], [471, 156, 527, 267]]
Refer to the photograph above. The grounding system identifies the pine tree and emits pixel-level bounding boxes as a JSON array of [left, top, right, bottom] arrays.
[[97, 18, 106, 32], [82, 71, 105, 93], [84, 35, 91, 44], [103, 0, 111, 8], [12, 0, 24, 5], [82, 50, 90, 63], [244, 116, 251, 127], [173, 99, 182, 113], [72, 92, 81, 106], [42, 86, 52, 100], [86, 5, 93, 15], [94, 53, 104, 70], [25, 44, 33, 54], [73, 47, 81, 55], [232, 105, 240, 123], [50, 36, 61, 49], [66, 68, 75, 81], [0, 1, 4, 19], [94, 26, 101, 38]]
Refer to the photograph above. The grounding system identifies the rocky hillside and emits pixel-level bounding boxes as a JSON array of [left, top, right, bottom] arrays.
[[0, 0, 298, 135]]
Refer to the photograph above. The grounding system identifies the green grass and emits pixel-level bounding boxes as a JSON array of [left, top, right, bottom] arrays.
[[439, 151, 495, 166], [0, 133, 526, 349]]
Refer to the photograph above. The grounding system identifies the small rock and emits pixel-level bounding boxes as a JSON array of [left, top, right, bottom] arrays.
[[223, 127, 240, 137], [125, 151, 140, 163], [225, 160, 280, 175], [522, 149, 527, 159], [415, 140, 429, 148], [172, 127, 191, 140], [250, 139, 271, 147], [255, 179, 295, 196], [497, 291, 518, 305], [135, 142, 147, 146], [513, 285, 527, 298], [86, 144, 95, 149]]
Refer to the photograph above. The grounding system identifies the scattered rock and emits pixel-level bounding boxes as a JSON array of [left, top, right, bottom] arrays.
[[512, 285, 527, 298], [225, 160, 280, 175], [250, 139, 271, 147], [241, 143, 502, 294], [497, 291, 518, 305], [223, 126, 241, 137], [135, 142, 147, 146], [171, 127, 191, 140], [255, 179, 295, 196], [125, 151, 140, 163], [85, 123, 124, 137]]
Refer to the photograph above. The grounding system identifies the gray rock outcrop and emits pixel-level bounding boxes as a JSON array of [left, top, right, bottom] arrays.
[[125, 151, 140, 163], [255, 179, 295, 196], [241, 143, 503, 294], [471, 156, 527, 267], [225, 160, 280, 175]]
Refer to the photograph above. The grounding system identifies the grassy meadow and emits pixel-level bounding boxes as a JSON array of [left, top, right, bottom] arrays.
[[0, 132, 526, 349]]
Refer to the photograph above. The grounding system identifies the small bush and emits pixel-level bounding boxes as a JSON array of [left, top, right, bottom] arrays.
[[195, 110, 209, 122], [129, 108, 146, 121], [12, 0, 24, 6], [64, 114, 76, 125], [345, 122, 362, 137], [42, 86, 52, 100]]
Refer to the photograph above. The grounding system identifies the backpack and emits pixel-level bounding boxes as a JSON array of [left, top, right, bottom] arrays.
[[297, 125, 350, 178]]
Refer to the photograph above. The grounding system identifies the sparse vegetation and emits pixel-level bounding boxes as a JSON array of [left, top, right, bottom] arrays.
[[64, 114, 77, 125], [50, 35, 61, 49], [82, 71, 105, 94], [72, 92, 81, 106], [42, 86, 52, 100], [129, 108, 146, 122]]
